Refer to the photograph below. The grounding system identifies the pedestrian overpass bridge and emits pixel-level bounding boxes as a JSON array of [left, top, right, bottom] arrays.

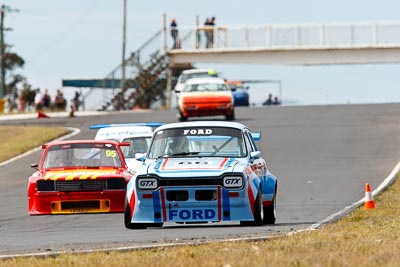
[[165, 21, 400, 65], [75, 20, 400, 111]]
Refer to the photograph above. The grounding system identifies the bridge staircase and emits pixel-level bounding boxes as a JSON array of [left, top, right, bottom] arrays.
[[99, 52, 169, 111], [81, 30, 172, 111]]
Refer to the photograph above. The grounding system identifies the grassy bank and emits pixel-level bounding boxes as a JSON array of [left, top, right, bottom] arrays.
[[1, 126, 399, 266], [0, 126, 69, 162]]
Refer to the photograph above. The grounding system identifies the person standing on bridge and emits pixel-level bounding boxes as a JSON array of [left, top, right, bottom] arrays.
[[204, 17, 216, 48], [170, 18, 180, 49], [204, 17, 212, 48], [209, 17, 216, 48]]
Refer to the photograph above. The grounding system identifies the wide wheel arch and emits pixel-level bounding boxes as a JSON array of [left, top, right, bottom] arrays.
[[124, 199, 164, 229], [240, 186, 264, 226], [263, 183, 277, 224], [124, 199, 147, 229]]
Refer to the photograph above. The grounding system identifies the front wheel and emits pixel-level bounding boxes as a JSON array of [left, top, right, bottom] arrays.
[[240, 187, 264, 226], [225, 109, 235, 121], [263, 187, 277, 224], [178, 112, 188, 122], [124, 200, 147, 229]]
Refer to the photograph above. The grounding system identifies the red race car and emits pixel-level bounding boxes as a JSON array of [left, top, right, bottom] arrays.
[[28, 140, 132, 215]]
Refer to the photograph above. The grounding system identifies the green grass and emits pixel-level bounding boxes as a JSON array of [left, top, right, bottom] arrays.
[[0, 125, 399, 266], [0, 126, 69, 162]]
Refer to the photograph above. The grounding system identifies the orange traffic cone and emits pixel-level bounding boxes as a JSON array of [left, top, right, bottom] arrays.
[[37, 110, 50, 119], [364, 183, 375, 209]]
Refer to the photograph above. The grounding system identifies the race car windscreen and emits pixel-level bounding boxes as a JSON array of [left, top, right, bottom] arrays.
[[148, 127, 246, 158], [183, 83, 229, 92], [120, 136, 152, 158], [42, 143, 122, 168]]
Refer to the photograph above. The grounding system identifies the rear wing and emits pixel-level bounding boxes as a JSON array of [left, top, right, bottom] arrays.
[[89, 122, 164, 131], [251, 132, 260, 142], [252, 130, 263, 151]]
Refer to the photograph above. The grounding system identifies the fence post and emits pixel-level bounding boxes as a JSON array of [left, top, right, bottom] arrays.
[[166, 67, 172, 110], [266, 25, 272, 47], [245, 28, 249, 48], [350, 25, 354, 46], [320, 24, 325, 46], [162, 14, 167, 53], [373, 23, 378, 46]]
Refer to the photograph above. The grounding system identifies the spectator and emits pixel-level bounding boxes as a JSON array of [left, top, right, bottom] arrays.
[[204, 17, 212, 48], [170, 19, 180, 49], [263, 93, 273, 106], [17, 92, 25, 112], [273, 96, 281, 105], [6, 95, 13, 113], [54, 89, 67, 111], [209, 16, 216, 48], [34, 89, 43, 111], [72, 91, 81, 111], [41, 89, 51, 109]]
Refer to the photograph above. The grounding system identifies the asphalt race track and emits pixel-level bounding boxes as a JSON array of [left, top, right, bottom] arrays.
[[0, 103, 399, 256]]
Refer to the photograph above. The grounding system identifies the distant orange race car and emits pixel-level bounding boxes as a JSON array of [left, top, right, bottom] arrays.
[[177, 77, 235, 121], [28, 140, 132, 215]]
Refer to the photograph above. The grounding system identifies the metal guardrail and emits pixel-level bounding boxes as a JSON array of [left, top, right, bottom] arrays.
[[169, 22, 400, 51]]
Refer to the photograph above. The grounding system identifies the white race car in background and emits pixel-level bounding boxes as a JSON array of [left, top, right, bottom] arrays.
[[119, 134, 153, 173], [91, 122, 163, 141], [90, 122, 163, 172]]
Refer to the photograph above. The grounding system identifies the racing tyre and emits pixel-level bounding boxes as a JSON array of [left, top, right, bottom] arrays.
[[178, 112, 187, 122], [240, 187, 264, 226], [124, 200, 147, 229], [263, 186, 277, 224], [225, 109, 235, 121]]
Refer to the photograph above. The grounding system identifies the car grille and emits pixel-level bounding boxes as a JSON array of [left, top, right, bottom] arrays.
[[159, 177, 223, 187], [36, 178, 125, 192]]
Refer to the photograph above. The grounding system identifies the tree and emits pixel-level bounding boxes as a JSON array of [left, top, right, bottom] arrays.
[[4, 50, 25, 96], [19, 82, 36, 106]]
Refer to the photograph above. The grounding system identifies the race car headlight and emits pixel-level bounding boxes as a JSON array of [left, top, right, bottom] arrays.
[[137, 177, 158, 190], [223, 176, 243, 189]]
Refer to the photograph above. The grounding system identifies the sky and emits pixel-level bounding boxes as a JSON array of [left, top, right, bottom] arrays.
[[3, 0, 400, 106]]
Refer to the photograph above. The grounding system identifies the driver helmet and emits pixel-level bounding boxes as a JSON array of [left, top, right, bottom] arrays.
[[168, 136, 189, 155]]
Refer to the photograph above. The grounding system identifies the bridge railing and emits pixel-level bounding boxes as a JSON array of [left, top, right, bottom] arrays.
[[169, 22, 400, 51]]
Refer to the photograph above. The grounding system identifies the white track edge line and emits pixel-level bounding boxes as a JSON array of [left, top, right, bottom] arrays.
[[306, 160, 400, 230]]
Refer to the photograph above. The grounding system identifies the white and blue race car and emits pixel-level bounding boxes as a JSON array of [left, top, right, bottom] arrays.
[[124, 121, 277, 229], [90, 122, 164, 173]]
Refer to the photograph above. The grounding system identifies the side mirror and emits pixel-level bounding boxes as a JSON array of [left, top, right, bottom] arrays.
[[250, 151, 261, 160], [135, 153, 146, 161], [31, 163, 38, 170]]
